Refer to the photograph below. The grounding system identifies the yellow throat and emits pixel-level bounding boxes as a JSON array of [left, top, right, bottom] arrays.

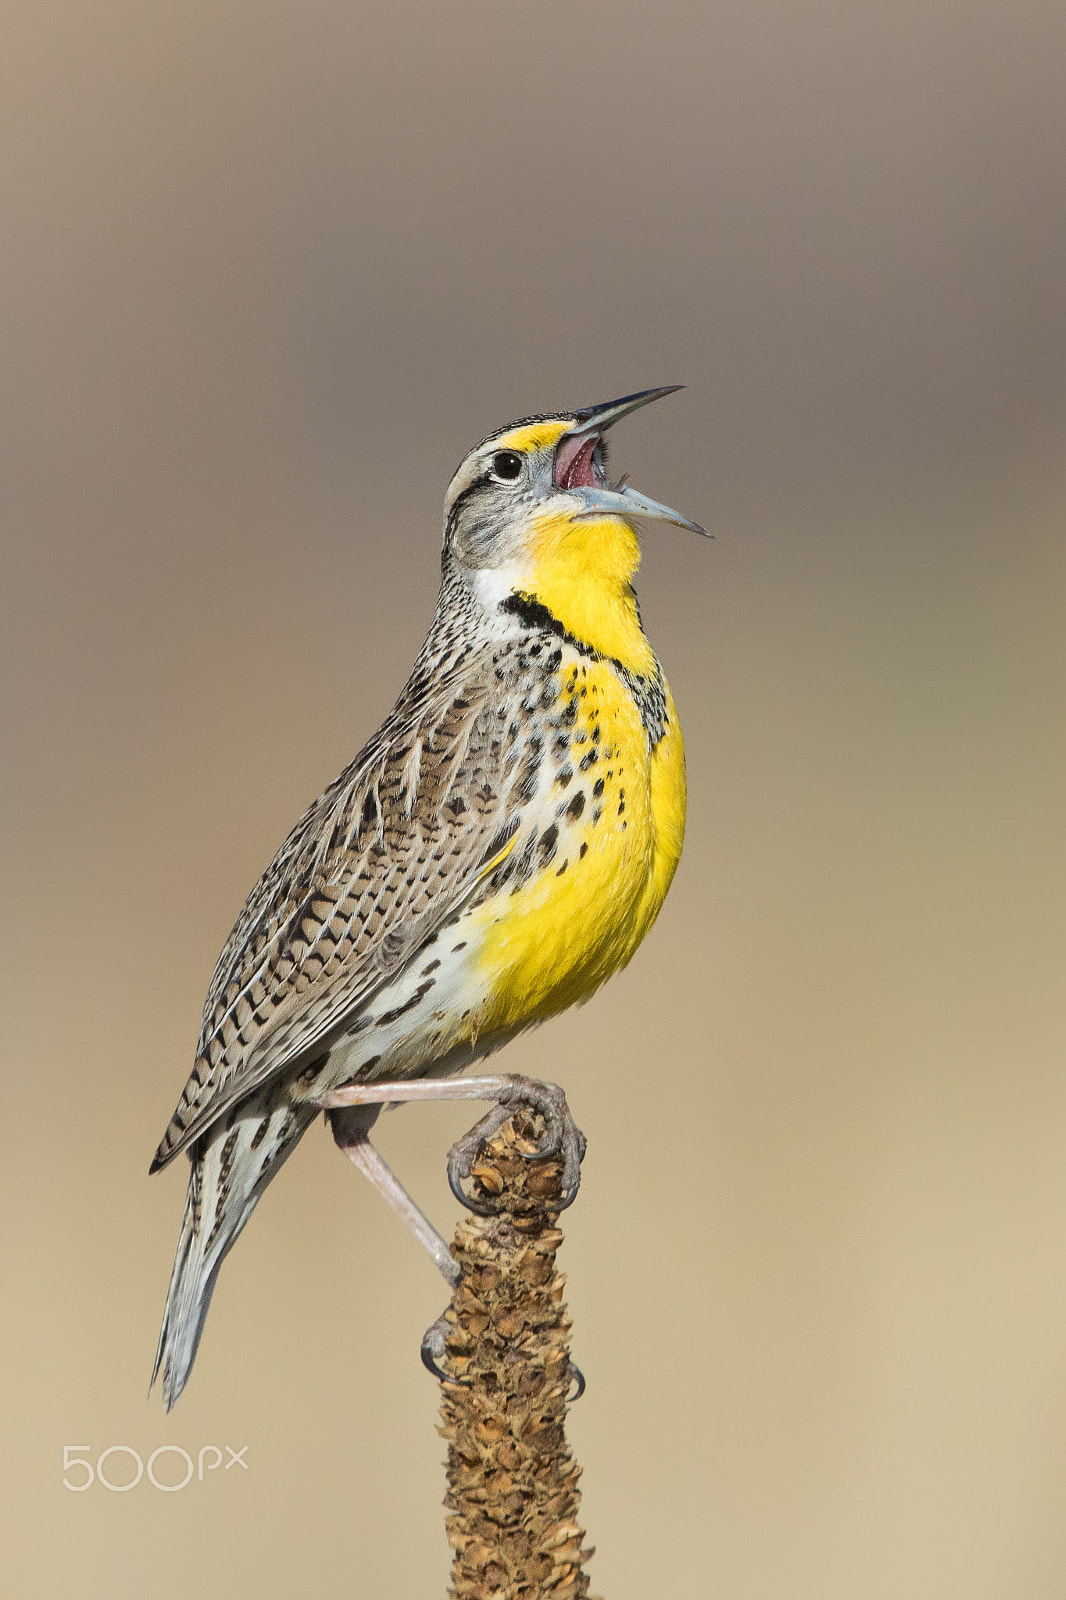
[[473, 502, 687, 1033]]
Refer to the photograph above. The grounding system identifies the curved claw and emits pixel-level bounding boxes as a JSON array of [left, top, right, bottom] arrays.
[[553, 1126, 585, 1211], [420, 1312, 452, 1382], [567, 1361, 586, 1402], [420, 1341, 448, 1382], [520, 1140, 557, 1163], [447, 1155, 499, 1216], [503, 1080, 587, 1209]]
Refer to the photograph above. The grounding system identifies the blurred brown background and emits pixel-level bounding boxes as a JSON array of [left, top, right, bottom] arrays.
[[4, 2, 1066, 1595]]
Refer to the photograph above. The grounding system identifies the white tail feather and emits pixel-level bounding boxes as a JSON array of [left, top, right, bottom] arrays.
[[151, 1099, 315, 1409]]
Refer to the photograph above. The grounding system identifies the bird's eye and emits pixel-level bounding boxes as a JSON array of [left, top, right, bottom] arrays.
[[490, 451, 523, 482]]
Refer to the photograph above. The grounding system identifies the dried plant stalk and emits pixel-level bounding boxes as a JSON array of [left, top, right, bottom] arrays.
[[438, 1112, 598, 1600]]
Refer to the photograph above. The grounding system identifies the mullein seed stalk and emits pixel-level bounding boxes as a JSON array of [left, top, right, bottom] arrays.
[[438, 1113, 598, 1600]]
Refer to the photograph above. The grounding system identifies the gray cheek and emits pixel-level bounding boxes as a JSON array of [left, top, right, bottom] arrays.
[[453, 492, 536, 569], [454, 511, 501, 567]]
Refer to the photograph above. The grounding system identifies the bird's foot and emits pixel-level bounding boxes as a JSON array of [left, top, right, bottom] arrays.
[[421, 1318, 586, 1401], [420, 1310, 453, 1383], [446, 1074, 586, 1215]]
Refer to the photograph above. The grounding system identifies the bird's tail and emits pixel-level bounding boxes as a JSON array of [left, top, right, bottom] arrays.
[[151, 1097, 316, 1410]]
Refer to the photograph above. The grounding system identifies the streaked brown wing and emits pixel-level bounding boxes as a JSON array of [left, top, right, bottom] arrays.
[[151, 658, 526, 1171]]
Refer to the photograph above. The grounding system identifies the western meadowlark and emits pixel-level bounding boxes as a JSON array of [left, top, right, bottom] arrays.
[[150, 387, 705, 1408]]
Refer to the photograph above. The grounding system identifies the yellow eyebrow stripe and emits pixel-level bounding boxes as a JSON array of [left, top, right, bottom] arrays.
[[495, 419, 573, 455]]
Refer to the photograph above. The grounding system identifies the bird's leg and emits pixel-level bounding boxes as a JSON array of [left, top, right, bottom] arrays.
[[325, 1080, 587, 1389], [319, 1073, 587, 1213], [328, 1105, 460, 1286]]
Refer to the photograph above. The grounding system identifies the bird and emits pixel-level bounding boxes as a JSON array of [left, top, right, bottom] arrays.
[[150, 386, 706, 1409]]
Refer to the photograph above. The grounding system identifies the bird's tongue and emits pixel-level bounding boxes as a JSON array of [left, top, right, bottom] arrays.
[[554, 433, 600, 490]]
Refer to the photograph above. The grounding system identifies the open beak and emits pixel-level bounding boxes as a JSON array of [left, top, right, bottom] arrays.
[[553, 386, 708, 537]]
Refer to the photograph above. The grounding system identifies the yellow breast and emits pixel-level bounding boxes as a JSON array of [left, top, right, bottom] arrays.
[[473, 658, 686, 1033]]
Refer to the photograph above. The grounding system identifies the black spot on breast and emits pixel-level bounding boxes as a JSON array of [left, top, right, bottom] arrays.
[[593, 778, 605, 798], [296, 1051, 330, 1087], [557, 766, 573, 787], [517, 754, 541, 803], [376, 979, 435, 1028], [580, 749, 598, 771], [539, 824, 559, 863], [421, 958, 441, 975], [566, 791, 585, 820], [579, 842, 588, 858]]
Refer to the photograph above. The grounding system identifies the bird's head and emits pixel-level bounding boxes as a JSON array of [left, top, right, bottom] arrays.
[[441, 388, 705, 663]]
